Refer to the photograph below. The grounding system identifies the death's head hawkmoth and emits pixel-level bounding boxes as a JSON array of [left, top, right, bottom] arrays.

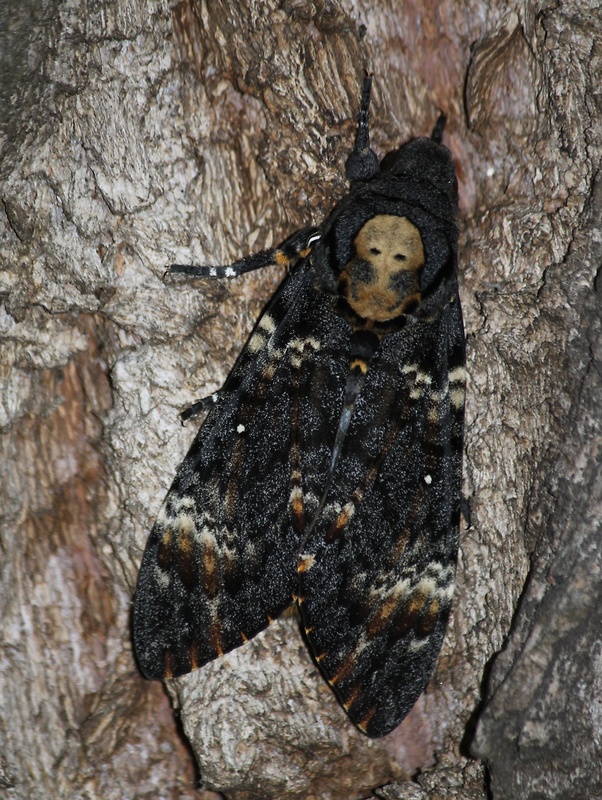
[[133, 77, 464, 738]]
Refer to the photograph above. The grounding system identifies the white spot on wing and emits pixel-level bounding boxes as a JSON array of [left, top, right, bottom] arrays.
[[439, 581, 456, 602], [289, 338, 304, 352], [248, 332, 266, 353], [298, 553, 316, 572], [259, 314, 276, 333], [449, 366, 466, 383], [237, 424, 245, 433], [450, 387, 465, 409], [425, 561, 446, 575], [194, 525, 218, 548], [154, 566, 171, 589], [389, 577, 412, 599], [415, 577, 438, 597], [430, 387, 449, 403], [175, 512, 196, 535], [289, 486, 303, 502], [322, 501, 342, 518]]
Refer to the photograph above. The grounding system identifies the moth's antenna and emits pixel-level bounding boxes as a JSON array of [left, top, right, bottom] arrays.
[[431, 113, 446, 144], [345, 75, 379, 182]]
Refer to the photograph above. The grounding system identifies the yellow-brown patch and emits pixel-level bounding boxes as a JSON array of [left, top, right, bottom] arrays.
[[189, 638, 202, 670], [367, 592, 402, 637], [357, 706, 377, 732], [275, 250, 292, 266], [290, 488, 304, 517], [261, 361, 278, 381], [178, 528, 194, 556], [298, 553, 315, 573], [163, 650, 175, 679], [339, 215, 424, 322], [416, 598, 440, 637], [201, 536, 219, 598], [406, 589, 430, 617], [326, 502, 356, 542], [157, 528, 173, 570], [175, 530, 198, 588], [329, 654, 357, 686], [209, 620, 224, 657], [290, 485, 304, 533], [342, 683, 362, 711], [349, 357, 368, 374], [391, 488, 425, 562]]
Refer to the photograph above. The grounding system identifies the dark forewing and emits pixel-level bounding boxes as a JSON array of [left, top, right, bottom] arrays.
[[134, 258, 306, 679], [133, 256, 350, 680], [298, 286, 465, 737]]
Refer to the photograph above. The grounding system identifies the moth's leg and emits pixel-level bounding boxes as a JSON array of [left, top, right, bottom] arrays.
[[175, 227, 320, 422], [179, 391, 222, 423], [169, 227, 320, 279]]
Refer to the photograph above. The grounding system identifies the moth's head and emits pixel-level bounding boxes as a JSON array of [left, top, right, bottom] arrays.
[[318, 81, 458, 322], [338, 215, 425, 322], [380, 137, 458, 208]]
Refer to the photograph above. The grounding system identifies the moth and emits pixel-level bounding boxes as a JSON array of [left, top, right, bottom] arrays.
[[133, 78, 465, 738]]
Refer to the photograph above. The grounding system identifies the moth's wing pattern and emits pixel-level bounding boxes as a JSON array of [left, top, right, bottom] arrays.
[[133, 252, 351, 680], [133, 76, 466, 740], [133, 254, 308, 679], [298, 285, 465, 738]]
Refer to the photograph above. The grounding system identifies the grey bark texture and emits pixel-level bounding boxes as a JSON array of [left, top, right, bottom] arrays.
[[0, 0, 600, 799]]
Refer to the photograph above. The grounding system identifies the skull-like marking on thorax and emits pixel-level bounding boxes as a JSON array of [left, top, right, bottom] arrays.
[[338, 215, 425, 322]]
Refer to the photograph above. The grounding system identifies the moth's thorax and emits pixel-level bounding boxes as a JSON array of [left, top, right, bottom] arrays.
[[338, 215, 424, 323]]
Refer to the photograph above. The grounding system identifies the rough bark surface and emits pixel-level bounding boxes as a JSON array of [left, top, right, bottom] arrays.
[[0, 1, 599, 799]]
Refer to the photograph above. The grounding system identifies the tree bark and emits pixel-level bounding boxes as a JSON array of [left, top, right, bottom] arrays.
[[0, 1, 599, 799]]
